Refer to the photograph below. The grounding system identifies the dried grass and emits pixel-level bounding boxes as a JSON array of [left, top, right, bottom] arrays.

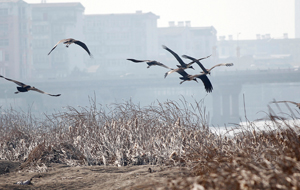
[[1, 98, 300, 189], [0, 98, 209, 168]]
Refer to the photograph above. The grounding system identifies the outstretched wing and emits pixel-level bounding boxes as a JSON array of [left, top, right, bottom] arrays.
[[0, 75, 27, 87], [176, 68, 190, 78], [48, 39, 67, 55], [29, 87, 61, 97], [162, 45, 186, 67], [198, 54, 212, 60], [164, 68, 185, 78], [209, 63, 233, 71], [151, 61, 171, 69], [182, 55, 209, 74], [127, 59, 149, 63], [74, 40, 92, 56], [272, 100, 298, 106], [165, 69, 176, 78], [127, 59, 171, 69], [194, 74, 213, 93]]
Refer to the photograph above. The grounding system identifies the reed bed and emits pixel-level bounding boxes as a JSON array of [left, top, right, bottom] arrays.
[[0, 98, 210, 168], [165, 108, 300, 190], [1, 98, 300, 189]]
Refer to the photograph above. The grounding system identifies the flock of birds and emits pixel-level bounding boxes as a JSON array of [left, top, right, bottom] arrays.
[[0, 38, 92, 97], [0, 37, 233, 96], [127, 45, 300, 111], [0, 37, 299, 111], [127, 45, 233, 93], [1, 38, 300, 187]]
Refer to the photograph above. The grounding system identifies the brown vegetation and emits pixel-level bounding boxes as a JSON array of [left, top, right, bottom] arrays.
[[1, 98, 300, 189]]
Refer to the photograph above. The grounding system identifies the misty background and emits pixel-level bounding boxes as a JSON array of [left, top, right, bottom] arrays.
[[0, 0, 299, 126]]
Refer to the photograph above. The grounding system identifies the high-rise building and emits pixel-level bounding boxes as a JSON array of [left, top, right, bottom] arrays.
[[296, 0, 300, 38], [31, 2, 85, 78], [0, 0, 32, 79]]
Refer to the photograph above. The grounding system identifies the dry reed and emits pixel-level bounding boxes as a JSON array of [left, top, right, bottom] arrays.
[[1, 98, 300, 189]]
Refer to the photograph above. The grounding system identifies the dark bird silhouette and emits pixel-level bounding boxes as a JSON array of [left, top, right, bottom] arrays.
[[127, 59, 171, 69], [48, 38, 92, 57], [182, 54, 233, 74], [163, 45, 211, 78], [164, 67, 187, 78], [178, 55, 213, 93], [271, 100, 300, 109], [162, 45, 195, 70], [175, 69, 213, 93], [0, 75, 61, 97]]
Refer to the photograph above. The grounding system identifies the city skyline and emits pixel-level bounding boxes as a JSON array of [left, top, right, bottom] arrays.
[[25, 0, 295, 40]]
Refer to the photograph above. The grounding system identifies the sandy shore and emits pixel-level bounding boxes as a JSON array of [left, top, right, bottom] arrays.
[[0, 161, 190, 189]]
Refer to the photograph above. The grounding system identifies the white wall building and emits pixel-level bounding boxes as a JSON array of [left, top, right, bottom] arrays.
[[83, 11, 160, 77]]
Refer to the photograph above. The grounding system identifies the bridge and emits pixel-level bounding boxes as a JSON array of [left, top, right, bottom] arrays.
[[0, 68, 299, 125]]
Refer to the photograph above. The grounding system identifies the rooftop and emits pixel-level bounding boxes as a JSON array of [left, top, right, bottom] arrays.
[[31, 2, 84, 9], [0, 0, 27, 3], [85, 11, 159, 19]]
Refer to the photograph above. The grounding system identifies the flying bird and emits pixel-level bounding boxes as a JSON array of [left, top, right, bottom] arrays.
[[270, 100, 300, 109], [0, 75, 61, 97], [175, 69, 213, 93], [163, 45, 211, 78], [127, 59, 171, 69], [177, 55, 213, 93], [164, 54, 211, 78], [162, 45, 195, 70], [48, 38, 92, 57], [164, 56, 210, 78], [182, 54, 233, 74]]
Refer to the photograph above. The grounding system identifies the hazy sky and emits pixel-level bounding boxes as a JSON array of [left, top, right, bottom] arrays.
[[25, 0, 295, 40]]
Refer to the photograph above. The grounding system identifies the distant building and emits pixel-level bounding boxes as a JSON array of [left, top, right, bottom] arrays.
[[158, 22, 217, 68], [83, 11, 160, 76], [0, 0, 32, 79], [296, 0, 300, 38], [31, 2, 85, 78], [218, 34, 300, 70]]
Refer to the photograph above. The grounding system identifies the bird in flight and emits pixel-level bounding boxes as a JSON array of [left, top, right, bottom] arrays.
[[162, 45, 195, 70], [182, 54, 233, 74], [175, 69, 213, 93], [178, 55, 213, 93], [126, 59, 171, 69], [164, 55, 212, 78], [0, 75, 61, 97], [163, 45, 211, 78], [270, 100, 300, 109], [48, 38, 92, 57]]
